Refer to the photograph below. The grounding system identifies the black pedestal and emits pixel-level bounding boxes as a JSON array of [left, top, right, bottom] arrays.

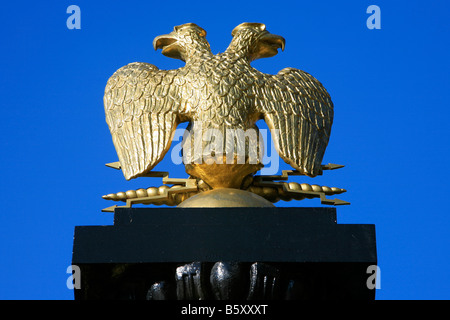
[[72, 207, 377, 300]]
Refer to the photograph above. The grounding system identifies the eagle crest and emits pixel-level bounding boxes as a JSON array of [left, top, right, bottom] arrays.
[[104, 23, 334, 188]]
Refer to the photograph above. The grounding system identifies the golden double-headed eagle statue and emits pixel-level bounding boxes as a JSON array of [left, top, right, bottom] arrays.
[[102, 23, 348, 211]]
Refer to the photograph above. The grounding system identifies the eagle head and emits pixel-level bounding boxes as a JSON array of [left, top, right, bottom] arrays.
[[230, 22, 285, 62], [153, 23, 211, 62]]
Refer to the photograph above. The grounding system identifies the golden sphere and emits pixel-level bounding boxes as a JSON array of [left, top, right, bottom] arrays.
[[177, 188, 275, 208], [126, 190, 137, 198], [147, 187, 158, 197], [300, 183, 312, 191], [288, 182, 300, 191], [136, 188, 148, 198], [116, 192, 127, 200], [158, 185, 169, 194], [321, 186, 332, 194]]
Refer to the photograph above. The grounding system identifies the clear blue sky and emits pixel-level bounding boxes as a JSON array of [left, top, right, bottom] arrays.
[[0, 0, 449, 300]]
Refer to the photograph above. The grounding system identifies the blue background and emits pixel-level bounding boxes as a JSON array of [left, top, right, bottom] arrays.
[[0, 0, 448, 299]]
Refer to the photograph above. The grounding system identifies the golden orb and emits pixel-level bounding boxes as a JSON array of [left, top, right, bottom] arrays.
[[178, 188, 275, 208]]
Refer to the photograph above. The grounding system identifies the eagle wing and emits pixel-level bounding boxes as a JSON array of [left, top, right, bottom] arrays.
[[255, 67, 334, 176], [104, 62, 184, 180]]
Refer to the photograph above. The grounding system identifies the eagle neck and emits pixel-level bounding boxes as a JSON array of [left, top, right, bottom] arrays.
[[223, 34, 254, 63], [221, 49, 251, 64], [185, 50, 213, 64]]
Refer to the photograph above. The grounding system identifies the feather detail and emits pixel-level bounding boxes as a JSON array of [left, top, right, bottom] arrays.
[[104, 62, 185, 180], [258, 68, 333, 177]]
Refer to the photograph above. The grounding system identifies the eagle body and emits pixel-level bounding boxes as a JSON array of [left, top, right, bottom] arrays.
[[104, 23, 334, 187]]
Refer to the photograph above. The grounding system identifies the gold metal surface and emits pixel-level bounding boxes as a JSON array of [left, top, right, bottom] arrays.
[[104, 22, 332, 180], [102, 23, 346, 209], [101, 172, 198, 212], [177, 188, 275, 208], [251, 169, 349, 205], [101, 169, 348, 209], [185, 155, 263, 189]]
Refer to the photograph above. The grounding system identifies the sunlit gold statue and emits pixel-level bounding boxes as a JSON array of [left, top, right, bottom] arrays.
[[101, 23, 348, 211]]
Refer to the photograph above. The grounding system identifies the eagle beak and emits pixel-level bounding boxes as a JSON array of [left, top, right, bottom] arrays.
[[153, 32, 184, 60], [259, 33, 285, 52], [153, 33, 178, 51], [249, 32, 286, 61]]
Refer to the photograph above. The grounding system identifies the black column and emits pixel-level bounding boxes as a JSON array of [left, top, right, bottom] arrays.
[[72, 207, 377, 300]]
